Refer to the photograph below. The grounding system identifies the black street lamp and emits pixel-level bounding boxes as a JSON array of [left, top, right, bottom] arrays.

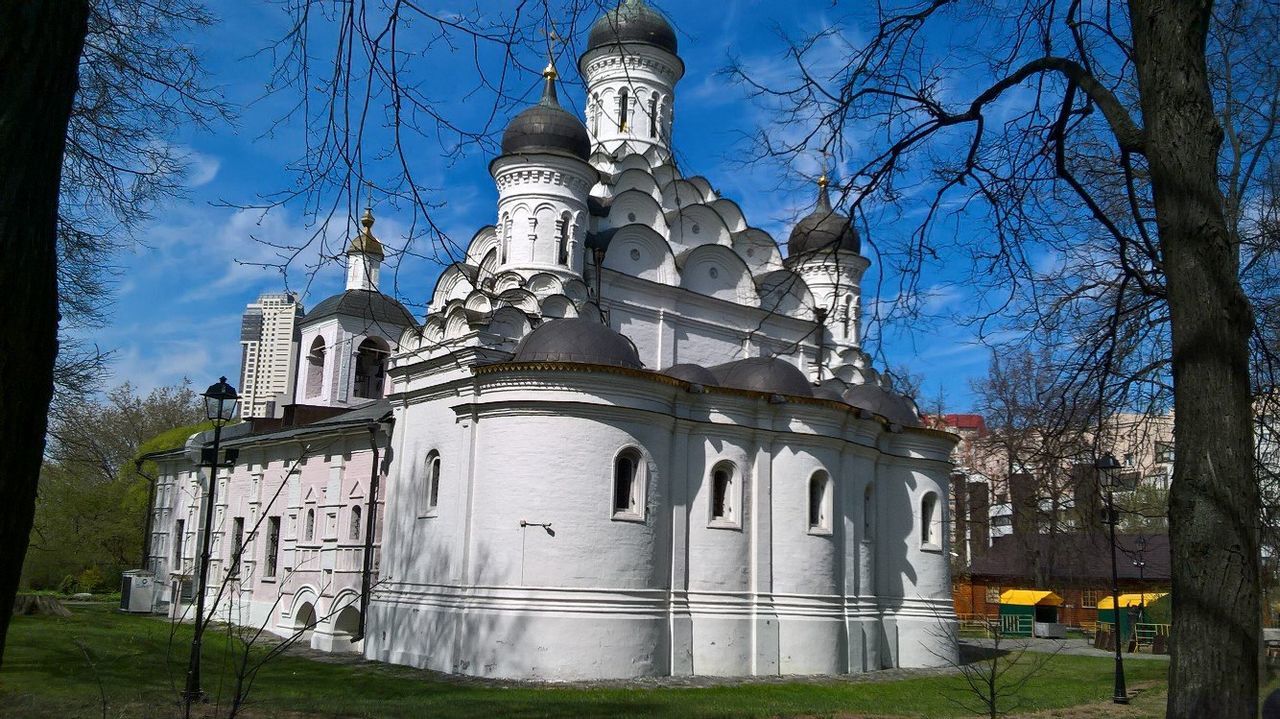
[[1096, 451, 1128, 705], [184, 377, 239, 715]]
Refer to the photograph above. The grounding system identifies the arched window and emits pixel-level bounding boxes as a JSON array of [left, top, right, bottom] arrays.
[[557, 211, 571, 265], [304, 508, 316, 542], [500, 212, 511, 263], [863, 484, 874, 540], [350, 504, 362, 541], [842, 295, 854, 339], [613, 449, 644, 518], [425, 450, 441, 513], [305, 337, 326, 398], [921, 491, 941, 548], [648, 94, 658, 138], [809, 471, 832, 531], [710, 462, 735, 524], [617, 88, 629, 131], [591, 93, 600, 136], [354, 337, 389, 399]]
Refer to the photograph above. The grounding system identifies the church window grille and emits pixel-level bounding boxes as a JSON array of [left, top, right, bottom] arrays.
[[618, 88, 629, 131], [648, 94, 658, 138], [305, 337, 326, 398], [264, 516, 280, 577], [350, 505, 362, 541], [173, 519, 185, 566], [425, 451, 441, 513], [557, 212, 571, 265], [612, 449, 645, 519], [591, 93, 600, 136], [809, 471, 832, 532], [305, 508, 316, 542], [230, 517, 244, 576]]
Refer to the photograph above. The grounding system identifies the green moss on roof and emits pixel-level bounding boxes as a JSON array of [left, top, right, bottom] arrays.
[[135, 420, 228, 460]]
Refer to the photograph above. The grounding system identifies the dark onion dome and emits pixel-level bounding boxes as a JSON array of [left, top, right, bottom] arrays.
[[708, 357, 814, 398], [300, 289, 416, 328], [347, 207, 385, 259], [662, 363, 719, 385], [844, 383, 920, 427], [500, 63, 591, 162], [787, 175, 861, 257], [512, 317, 643, 369], [586, 0, 678, 55]]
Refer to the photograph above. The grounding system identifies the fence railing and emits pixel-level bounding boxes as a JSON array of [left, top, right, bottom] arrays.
[[1000, 614, 1033, 636], [1097, 620, 1171, 653]]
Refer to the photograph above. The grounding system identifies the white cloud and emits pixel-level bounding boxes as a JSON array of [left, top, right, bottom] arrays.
[[184, 148, 221, 187]]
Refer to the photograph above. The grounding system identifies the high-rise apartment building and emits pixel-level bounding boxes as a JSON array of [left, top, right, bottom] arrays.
[[238, 292, 304, 418]]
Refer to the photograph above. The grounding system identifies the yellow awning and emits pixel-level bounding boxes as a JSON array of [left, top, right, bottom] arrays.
[[1000, 589, 1063, 606], [1097, 592, 1166, 609]]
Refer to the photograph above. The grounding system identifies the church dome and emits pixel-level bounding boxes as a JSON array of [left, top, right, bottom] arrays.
[[787, 176, 860, 257], [709, 357, 813, 398], [844, 383, 920, 426], [662, 363, 718, 385], [512, 318, 643, 369], [501, 65, 591, 162], [586, 0, 678, 55], [347, 207, 385, 259], [300, 289, 416, 328]]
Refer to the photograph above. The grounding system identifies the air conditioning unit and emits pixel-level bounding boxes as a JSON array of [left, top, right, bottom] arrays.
[[119, 570, 156, 613]]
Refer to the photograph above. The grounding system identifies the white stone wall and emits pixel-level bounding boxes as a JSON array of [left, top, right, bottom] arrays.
[[366, 363, 957, 680]]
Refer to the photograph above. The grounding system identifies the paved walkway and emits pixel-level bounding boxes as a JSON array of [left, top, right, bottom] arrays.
[[963, 636, 1170, 661]]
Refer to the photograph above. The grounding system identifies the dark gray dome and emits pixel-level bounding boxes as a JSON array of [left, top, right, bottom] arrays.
[[501, 71, 591, 161], [812, 385, 846, 402], [662, 363, 718, 385], [512, 318, 642, 369], [844, 383, 920, 426], [709, 357, 813, 398], [301, 289, 416, 329], [587, 0, 678, 55], [788, 179, 860, 257]]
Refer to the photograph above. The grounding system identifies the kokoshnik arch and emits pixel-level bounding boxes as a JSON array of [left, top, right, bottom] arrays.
[[145, 0, 959, 680]]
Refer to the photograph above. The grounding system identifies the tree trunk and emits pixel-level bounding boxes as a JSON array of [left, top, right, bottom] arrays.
[[1131, 0, 1261, 715], [0, 1, 89, 669]]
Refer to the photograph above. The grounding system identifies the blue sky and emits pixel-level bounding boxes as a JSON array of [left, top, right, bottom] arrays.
[[85, 0, 998, 411]]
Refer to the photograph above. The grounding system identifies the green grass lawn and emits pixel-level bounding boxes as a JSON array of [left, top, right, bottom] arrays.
[[0, 605, 1169, 718]]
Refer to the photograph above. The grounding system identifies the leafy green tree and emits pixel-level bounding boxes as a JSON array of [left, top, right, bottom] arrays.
[[21, 383, 206, 593]]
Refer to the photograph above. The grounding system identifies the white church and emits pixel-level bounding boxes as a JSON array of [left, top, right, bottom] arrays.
[[145, 0, 959, 680]]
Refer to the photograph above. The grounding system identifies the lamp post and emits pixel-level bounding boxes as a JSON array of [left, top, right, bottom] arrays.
[[183, 377, 239, 715], [1133, 535, 1148, 603], [1096, 451, 1128, 705]]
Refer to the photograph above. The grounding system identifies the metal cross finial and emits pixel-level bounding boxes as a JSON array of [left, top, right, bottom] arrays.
[[541, 22, 563, 74]]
